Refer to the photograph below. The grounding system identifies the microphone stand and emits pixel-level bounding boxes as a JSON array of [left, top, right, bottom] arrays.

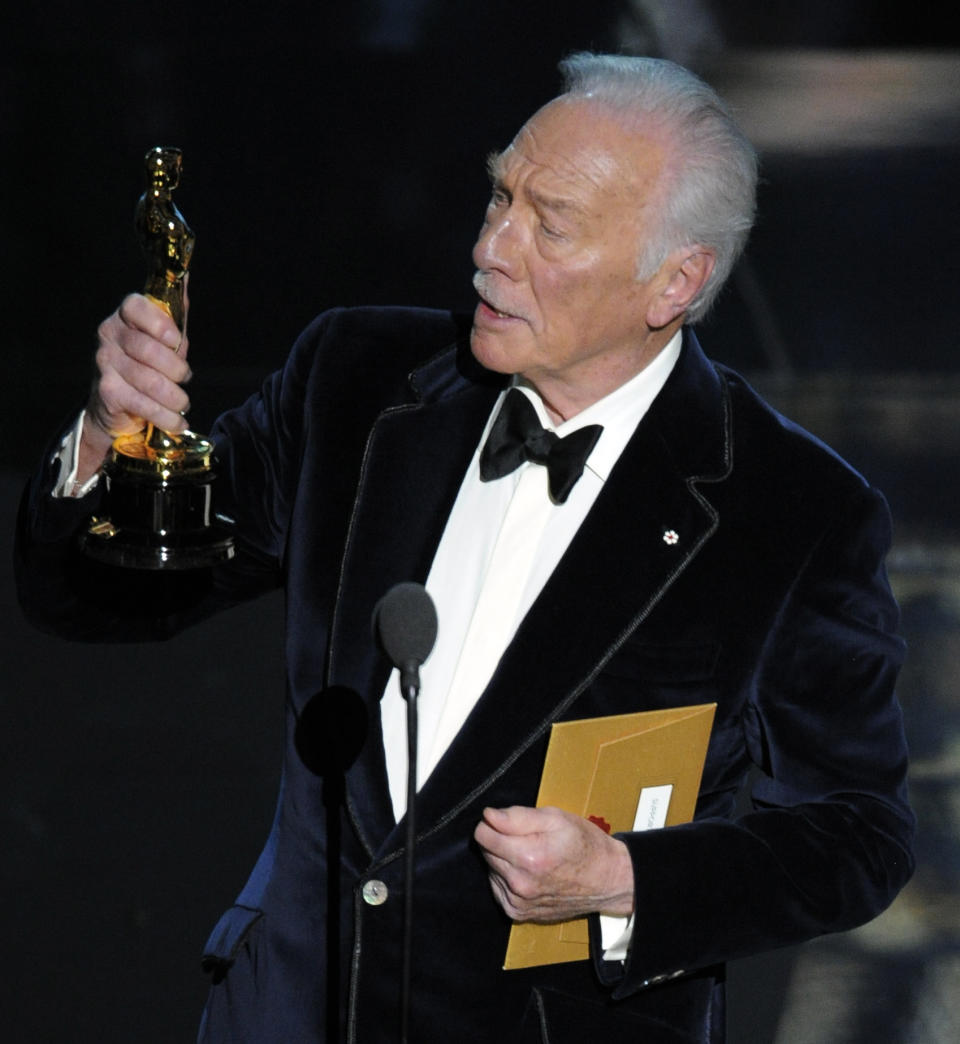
[[400, 663, 420, 1044], [373, 582, 436, 1044]]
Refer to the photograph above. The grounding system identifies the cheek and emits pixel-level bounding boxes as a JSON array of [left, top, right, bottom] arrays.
[[534, 247, 610, 302], [535, 274, 607, 343], [530, 265, 590, 328]]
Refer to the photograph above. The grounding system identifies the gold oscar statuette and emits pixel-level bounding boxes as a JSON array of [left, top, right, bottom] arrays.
[[81, 146, 234, 569]]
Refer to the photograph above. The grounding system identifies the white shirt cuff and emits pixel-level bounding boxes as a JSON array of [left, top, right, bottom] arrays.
[[600, 912, 635, 962], [51, 411, 100, 499]]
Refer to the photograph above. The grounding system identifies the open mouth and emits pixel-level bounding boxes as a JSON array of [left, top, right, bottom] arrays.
[[478, 298, 519, 321], [473, 273, 524, 322]]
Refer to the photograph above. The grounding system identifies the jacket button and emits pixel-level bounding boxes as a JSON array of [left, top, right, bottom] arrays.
[[362, 879, 389, 906]]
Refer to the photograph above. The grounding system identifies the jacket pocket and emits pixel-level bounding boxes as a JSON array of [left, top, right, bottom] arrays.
[[603, 639, 721, 684], [523, 985, 707, 1044]]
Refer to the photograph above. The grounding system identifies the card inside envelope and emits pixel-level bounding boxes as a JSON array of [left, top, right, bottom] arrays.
[[503, 702, 716, 970]]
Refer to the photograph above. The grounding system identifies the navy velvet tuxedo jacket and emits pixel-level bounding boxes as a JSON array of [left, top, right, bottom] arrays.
[[17, 306, 915, 1043]]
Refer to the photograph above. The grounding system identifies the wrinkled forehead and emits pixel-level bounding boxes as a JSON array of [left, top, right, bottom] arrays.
[[496, 96, 668, 202]]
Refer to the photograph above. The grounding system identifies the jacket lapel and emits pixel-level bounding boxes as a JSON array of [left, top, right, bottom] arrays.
[[327, 344, 504, 852]]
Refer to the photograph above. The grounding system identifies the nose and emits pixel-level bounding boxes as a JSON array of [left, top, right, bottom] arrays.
[[472, 206, 521, 278]]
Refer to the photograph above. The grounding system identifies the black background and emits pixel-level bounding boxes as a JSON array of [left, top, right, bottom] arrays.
[[4, 3, 959, 1040]]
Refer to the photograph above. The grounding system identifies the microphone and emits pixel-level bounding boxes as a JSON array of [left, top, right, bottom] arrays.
[[374, 582, 438, 700], [373, 582, 438, 1044]]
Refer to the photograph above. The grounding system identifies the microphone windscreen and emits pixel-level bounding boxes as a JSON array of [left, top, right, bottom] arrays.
[[374, 582, 438, 669]]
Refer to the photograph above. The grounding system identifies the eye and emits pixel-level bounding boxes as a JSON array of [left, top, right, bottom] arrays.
[[539, 222, 563, 239]]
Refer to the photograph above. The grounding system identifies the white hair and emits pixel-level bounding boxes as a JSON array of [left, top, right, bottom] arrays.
[[559, 53, 758, 322]]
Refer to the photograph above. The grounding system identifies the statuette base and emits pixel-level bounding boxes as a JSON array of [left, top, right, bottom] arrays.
[[80, 439, 234, 570]]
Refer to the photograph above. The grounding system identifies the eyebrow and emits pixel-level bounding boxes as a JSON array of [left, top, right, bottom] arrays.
[[485, 151, 591, 220], [530, 190, 590, 219], [485, 151, 503, 183]]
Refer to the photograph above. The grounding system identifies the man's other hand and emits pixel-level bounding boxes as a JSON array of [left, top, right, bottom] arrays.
[[474, 805, 635, 923]]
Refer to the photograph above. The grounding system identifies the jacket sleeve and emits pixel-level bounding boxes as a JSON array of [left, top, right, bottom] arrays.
[[592, 482, 915, 997], [13, 311, 330, 643]]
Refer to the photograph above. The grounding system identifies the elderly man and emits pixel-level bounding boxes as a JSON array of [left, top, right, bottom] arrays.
[[17, 54, 913, 1043]]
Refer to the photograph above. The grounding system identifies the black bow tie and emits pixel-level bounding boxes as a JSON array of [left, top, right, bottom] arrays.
[[479, 388, 603, 504]]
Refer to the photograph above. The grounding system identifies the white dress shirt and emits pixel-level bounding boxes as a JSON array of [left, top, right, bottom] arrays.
[[381, 331, 682, 820]]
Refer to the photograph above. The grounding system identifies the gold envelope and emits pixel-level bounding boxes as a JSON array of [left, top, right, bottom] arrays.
[[503, 702, 716, 970]]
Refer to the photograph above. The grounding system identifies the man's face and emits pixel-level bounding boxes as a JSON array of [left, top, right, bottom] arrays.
[[470, 97, 672, 416]]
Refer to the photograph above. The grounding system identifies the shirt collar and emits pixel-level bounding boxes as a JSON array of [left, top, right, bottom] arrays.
[[512, 330, 683, 483]]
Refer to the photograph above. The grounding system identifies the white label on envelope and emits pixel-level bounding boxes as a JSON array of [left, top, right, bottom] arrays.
[[633, 784, 673, 831]]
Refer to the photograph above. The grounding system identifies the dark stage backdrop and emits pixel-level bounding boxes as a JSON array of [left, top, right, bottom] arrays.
[[4, 3, 960, 1041]]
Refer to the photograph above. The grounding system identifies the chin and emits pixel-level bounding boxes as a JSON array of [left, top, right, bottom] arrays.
[[469, 326, 523, 376]]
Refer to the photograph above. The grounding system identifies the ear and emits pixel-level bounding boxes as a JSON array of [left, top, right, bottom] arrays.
[[645, 249, 716, 329]]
